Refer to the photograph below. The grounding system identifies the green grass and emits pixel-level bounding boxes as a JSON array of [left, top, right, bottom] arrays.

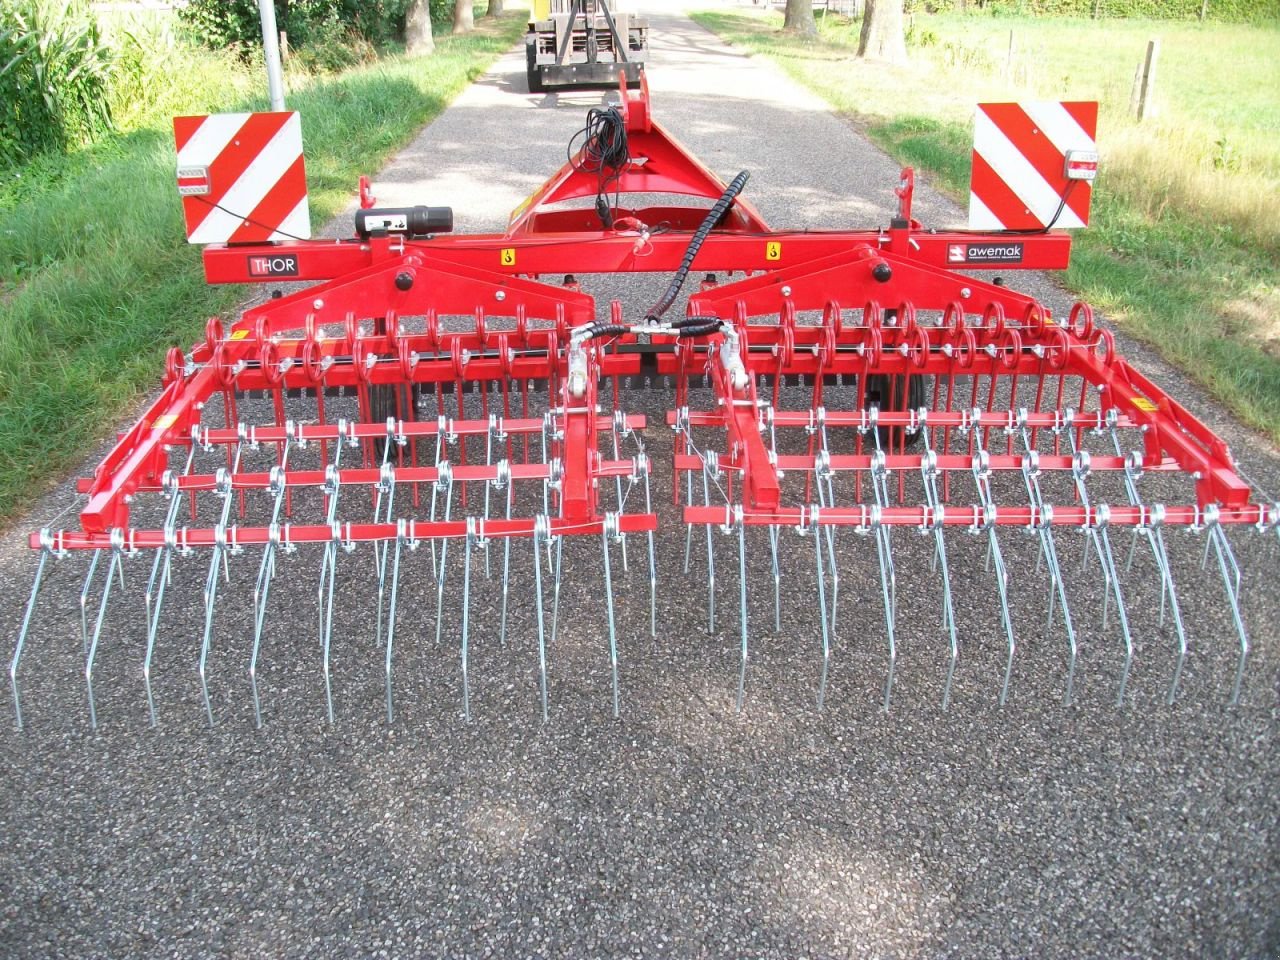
[[692, 9, 1280, 445], [0, 15, 527, 523]]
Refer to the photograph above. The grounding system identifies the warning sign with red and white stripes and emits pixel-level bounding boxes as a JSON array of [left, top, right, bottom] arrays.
[[968, 101, 1098, 231], [173, 111, 310, 244]]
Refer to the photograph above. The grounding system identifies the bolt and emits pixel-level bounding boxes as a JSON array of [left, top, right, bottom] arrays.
[[872, 262, 893, 283], [781, 285, 792, 297], [960, 287, 972, 298], [394, 272, 414, 291], [312, 298, 324, 310], [495, 290, 506, 302]]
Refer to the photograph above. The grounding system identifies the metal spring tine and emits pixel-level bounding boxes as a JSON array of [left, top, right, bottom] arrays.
[[384, 522, 406, 723], [540, 415, 554, 571], [683, 469, 695, 575], [533, 516, 549, 721], [250, 440, 293, 728], [768, 526, 782, 633], [1019, 430, 1077, 705], [430, 421, 448, 576], [10, 544, 52, 730], [1151, 522, 1188, 703], [79, 550, 102, 658], [819, 417, 839, 642], [703, 460, 716, 634], [550, 532, 564, 647], [641, 456, 657, 638], [483, 419, 494, 579], [199, 542, 222, 727], [1092, 505, 1135, 705], [249, 532, 276, 729], [812, 508, 832, 711], [1112, 439, 1190, 703], [434, 463, 454, 647], [973, 442, 1017, 706], [374, 466, 397, 654], [499, 465, 513, 647], [1206, 515, 1249, 704], [320, 528, 339, 725], [460, 521, 474, 721], [144, 451, 193, 726], [874, 514, 897, 711], [921, 434, 959, 710], [602, 513, 621, 718], [611, 419, 629, 573], [200, 446, 243, 727], [734, 507, 749, 712], [86, 542, 124, 730], [869, 428, 897, 710]]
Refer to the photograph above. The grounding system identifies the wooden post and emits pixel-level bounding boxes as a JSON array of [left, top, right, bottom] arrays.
[[1093, 0, 1101, 18], [279, 30, 288, 61], [1200, 0, 1209, 20], [1128, 60, 1142, 116], [1137, 38, 1159, 122], [1005, 29, 1015, 81]]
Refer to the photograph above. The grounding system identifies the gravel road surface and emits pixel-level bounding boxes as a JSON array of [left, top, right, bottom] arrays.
[[2, 6, 1277, 958]]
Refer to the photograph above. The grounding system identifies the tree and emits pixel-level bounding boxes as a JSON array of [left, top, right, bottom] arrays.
[[486, 0, 504, 18], [453, 0, 474, 33], [857, 0, 906, 65], [405, 0, 434, 54], [782, 0, 817, 38]]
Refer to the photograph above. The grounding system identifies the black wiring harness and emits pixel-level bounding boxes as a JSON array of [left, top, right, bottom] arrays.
[[567, 106, 630, 229]]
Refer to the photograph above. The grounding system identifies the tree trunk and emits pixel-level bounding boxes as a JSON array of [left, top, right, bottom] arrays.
[[486, 0, 505, 17], [857, 0, 907, 64], [453, 0, 475, 33], [405, 0, 435, 55], [783, 0, 818, 38]]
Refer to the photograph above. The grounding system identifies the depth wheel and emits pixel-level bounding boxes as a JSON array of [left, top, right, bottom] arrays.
[[862, 373, 928, 449]]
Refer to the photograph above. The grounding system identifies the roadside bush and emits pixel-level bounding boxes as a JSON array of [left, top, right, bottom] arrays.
[[180, 0, 413, 51], [909, 0, 1280, 20], [0, 0, 115, 167]]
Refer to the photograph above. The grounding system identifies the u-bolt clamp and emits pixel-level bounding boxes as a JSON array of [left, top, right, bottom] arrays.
[[494, 459, 511, 492], [435, 460, 453, 493], [604, 511, 622, 543]]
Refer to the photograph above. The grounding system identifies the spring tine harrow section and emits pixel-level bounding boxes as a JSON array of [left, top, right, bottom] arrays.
[[675, 254, 1277, 711], [9, 77, 1278, 729]]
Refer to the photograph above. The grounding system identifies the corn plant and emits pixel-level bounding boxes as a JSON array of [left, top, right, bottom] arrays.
[[0, 0, 115, 167]]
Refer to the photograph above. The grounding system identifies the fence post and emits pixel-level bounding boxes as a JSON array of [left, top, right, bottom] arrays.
[[1137, 38, 1159, 122], [1005, 29, 1015, 82]]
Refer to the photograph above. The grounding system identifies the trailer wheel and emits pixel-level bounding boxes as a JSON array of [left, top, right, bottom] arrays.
[[525, 36, 545, 94], [369, 383, 420, 463], [862, 373, 928, 449]]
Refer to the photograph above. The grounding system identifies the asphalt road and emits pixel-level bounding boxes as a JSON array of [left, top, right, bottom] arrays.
[[2, 7, 1278, 958]]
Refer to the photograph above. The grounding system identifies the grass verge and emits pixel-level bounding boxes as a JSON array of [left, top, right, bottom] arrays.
[[0, 16, 526, 524], [691, 9, 1280, 445]]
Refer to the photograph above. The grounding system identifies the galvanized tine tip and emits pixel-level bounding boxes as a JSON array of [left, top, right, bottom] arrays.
[[602, 512, 621, 719], [11, 533, 58, 731], [533, 515, 550, 722], [734, 505, 749, 713]]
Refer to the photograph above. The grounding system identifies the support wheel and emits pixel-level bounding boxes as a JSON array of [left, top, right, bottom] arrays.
[[862, 373, 928, 450]]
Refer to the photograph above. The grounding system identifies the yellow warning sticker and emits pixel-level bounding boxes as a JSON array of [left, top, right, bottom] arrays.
[[152, 414, 178, 431], [765, 241, 782, 262], [1132, 397, 1157, 412], [500, 248, 517, 267], [229, 329, 249, 341]]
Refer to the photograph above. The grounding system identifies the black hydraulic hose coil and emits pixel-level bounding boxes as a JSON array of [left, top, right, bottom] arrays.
[[644, 170, 750, 325]]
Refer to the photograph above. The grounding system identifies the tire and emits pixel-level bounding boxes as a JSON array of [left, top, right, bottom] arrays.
[[369, 383, 419, 464], [862, 373, 928, 450], [525, 35, 546, 94]]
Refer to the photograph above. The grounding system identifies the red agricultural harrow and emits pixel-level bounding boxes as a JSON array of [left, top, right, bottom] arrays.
[[10, 77, 1277, 729]]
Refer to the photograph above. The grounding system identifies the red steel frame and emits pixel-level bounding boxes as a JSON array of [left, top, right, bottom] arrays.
[[37, 74, 1275, 555]]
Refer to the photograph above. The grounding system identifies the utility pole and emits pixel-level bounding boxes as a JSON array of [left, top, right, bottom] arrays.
[[258, 0, 287, 111]]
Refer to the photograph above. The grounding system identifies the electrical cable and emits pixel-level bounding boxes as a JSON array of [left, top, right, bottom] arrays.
[[567, 106, 630, 229]]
